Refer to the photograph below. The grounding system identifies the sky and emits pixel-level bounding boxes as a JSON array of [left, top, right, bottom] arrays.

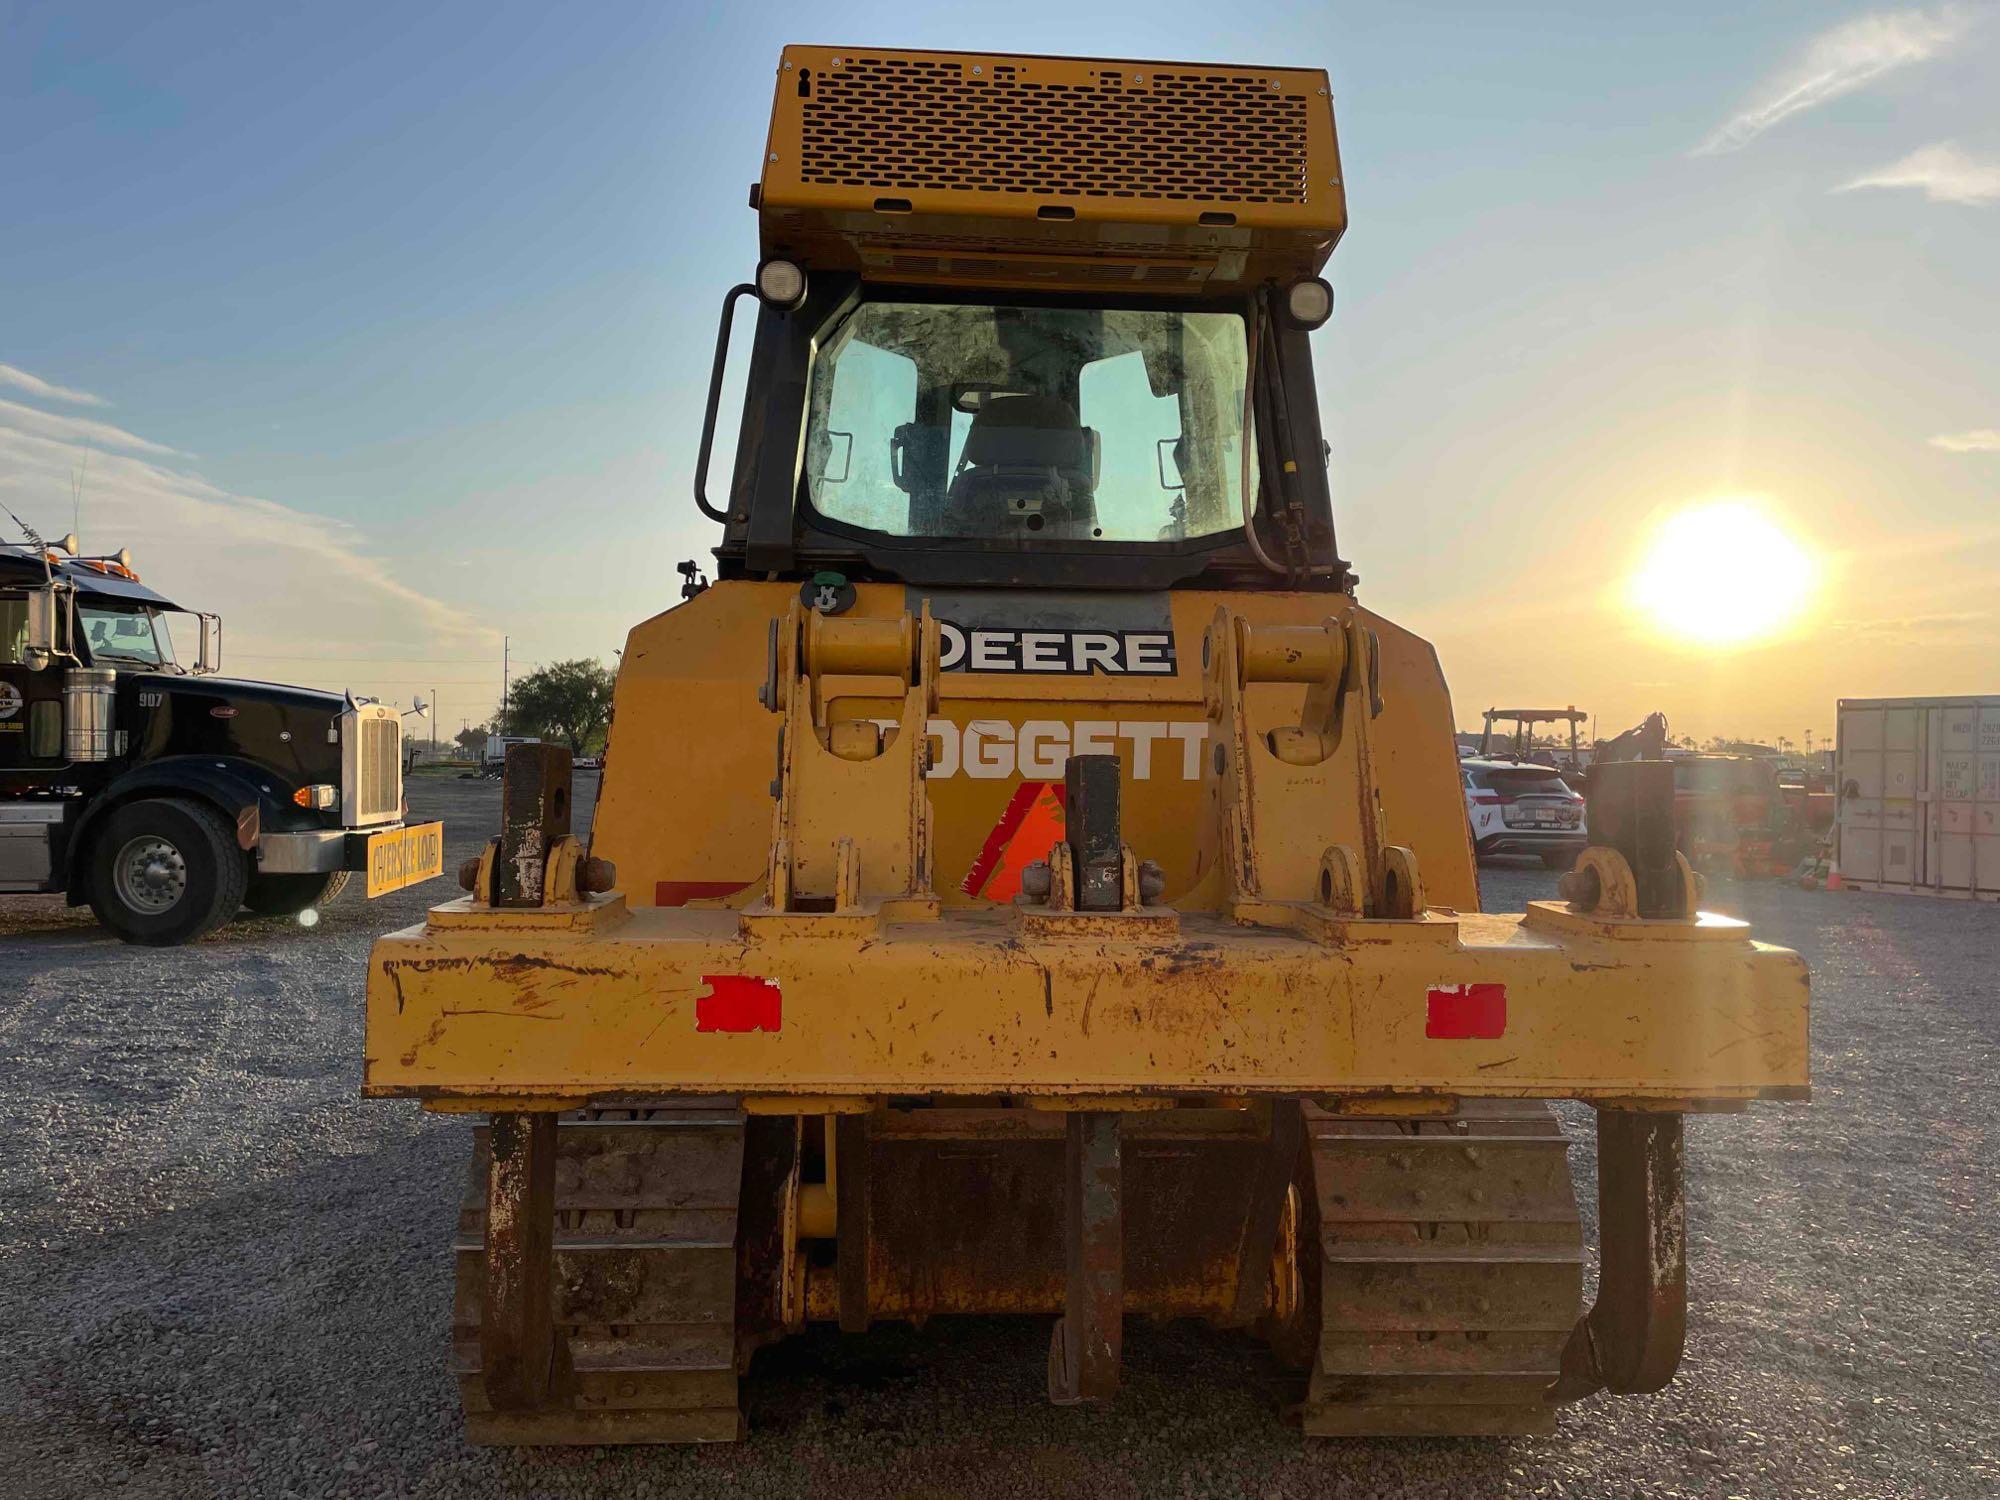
[[2, 1, 1995, 745]]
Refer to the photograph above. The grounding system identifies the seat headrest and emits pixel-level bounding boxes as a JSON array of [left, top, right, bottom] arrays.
[[962, 394, 1089, 472]]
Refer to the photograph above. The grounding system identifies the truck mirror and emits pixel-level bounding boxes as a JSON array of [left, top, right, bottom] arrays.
[[195, 612, 223, 675], [23, 584, 60, 670]]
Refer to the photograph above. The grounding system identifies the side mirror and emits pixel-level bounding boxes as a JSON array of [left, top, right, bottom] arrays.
[[195, 612, 222, 675], [23, 584, 61, 670]]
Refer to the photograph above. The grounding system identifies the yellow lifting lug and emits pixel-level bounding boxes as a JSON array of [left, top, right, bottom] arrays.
[[1314, 844, 1364, 917], [457, 837, 500, 905], [1556, 845, 1701, 921], [1200, 604, 1412, 928], [751, 600, 942, 928]]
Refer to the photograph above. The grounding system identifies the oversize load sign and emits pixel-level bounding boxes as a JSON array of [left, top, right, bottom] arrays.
[[365, 821, 445, 898]]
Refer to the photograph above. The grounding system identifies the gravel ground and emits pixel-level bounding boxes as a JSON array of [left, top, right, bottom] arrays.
[[3, 776, 1996, 1499]]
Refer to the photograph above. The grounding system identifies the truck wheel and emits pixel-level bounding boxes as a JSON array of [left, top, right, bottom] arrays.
[[243, 870, 350, 917], [87, 797, 249, 947]]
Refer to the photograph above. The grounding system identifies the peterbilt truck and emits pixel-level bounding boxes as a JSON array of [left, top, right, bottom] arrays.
[[0, 533, 443, 944]]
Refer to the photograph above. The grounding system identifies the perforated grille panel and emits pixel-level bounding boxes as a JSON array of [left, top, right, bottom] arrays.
[[342, 710, 403, 826], [799, 56, 1311, 203], [358, 716, 400, 821]]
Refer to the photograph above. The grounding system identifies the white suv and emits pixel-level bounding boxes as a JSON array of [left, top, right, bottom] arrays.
[[1461, 757, 1587, 869]]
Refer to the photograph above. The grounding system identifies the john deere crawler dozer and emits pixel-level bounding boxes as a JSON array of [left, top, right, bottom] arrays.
[[364, 47, 1810, 1444]]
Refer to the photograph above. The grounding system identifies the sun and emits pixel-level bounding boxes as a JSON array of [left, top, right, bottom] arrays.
[[1628, 500, 1817, 647]]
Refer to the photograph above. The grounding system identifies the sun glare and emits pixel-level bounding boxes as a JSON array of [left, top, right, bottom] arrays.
[[1628, 501, 1817, 647]]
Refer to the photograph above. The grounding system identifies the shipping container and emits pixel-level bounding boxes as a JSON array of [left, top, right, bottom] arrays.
[[1836, 695, 2000, 900]]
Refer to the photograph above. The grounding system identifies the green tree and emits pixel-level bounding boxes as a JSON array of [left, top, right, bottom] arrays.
[[500, 659, 616, 755], [455, 723, 489, 756]]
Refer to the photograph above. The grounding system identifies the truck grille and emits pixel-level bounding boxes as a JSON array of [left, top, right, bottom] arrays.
[[341, 706, 403, 827], [357, 716, 400, 820]]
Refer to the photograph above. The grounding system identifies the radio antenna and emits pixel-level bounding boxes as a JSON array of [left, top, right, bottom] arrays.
[[3, 504, 55, 585], [71, 448, 89, 548]]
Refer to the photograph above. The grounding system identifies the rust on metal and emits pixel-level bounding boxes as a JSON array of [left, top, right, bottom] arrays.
[[1300, 1100, 1583, 1437], [828, 1107, 1265, 1321], [737, 1113, 803, 1356], [1556, 1109, 1687, 1399], [1065, 755, 1123, 913], [458, 1106, 746, 1444], [835, 1112, 872, 1332], [1049, 1110, 1123, 1405], [1230, 1099, 1304, 1328], [479, 1111, 570, 1411], [494, 744, 573, 908]]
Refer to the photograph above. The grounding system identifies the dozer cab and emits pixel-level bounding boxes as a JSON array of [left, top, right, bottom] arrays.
[[363, 46, 1809, 1444]]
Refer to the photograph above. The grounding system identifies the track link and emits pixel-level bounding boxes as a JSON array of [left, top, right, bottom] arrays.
[[1297, 1100, 1584, 1437], [453, 1102, 747, 1444]]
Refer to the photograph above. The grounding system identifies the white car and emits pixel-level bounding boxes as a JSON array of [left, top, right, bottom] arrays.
[[1461, 757, 1587, 868]]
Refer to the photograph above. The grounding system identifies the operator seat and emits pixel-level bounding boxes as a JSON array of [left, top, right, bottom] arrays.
[[942, 393, 1100, 539]]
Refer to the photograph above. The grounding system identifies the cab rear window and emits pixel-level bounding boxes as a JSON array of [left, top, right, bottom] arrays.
[[1474, 768, 1573, 797]]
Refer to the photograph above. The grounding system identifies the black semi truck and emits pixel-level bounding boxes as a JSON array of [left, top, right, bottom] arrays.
[[1, 533, 443, 944]]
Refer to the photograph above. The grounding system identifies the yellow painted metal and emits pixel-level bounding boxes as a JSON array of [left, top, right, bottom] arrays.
[[422, 1094, 589, 1115], [740, 1095, 873, 1115], [364, 820, 445, 898], [363, 900, 1808, 1103], [758, 46, 1345, 294], [761, 601, 939, 914], [385, 581, 1810, 1115], [592, 583, 1480, 917]]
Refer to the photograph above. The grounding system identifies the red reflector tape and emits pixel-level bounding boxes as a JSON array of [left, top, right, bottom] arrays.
[[696, 975, 781, 1033], [1426, 983, 1506, 1040]]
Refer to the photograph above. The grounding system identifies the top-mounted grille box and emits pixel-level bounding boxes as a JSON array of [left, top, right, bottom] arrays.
[[759, 47, 1346, 293]]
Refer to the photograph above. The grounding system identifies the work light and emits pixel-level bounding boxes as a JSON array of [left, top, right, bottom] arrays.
[[756, 258, 807, 310], [1284, 277, 1334, 329]]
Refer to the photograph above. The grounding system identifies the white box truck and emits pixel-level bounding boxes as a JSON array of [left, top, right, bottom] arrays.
[[1836, 696, 2000, 899]]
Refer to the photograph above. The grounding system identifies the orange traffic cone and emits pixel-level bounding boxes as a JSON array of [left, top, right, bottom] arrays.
[[1824, 856, 1843, 892]]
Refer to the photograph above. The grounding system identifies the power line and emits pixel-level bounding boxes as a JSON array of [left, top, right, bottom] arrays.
[[250, 678, 501, 688], [229, 654, 505, 663]]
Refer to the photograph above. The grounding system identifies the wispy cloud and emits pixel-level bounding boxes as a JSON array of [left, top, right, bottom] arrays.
[[1839, 141, 2000, 203], [0, 396, 186, 459], [0, 363, 495, 674], [1826, 610, 1997, 643], [0, 361, 106, 408], [1695, 7, 1970, 155], [1931, 427, 2000, 451]]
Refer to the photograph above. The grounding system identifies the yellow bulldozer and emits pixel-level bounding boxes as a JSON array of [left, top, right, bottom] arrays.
[[363, 46, 1809, 1444]]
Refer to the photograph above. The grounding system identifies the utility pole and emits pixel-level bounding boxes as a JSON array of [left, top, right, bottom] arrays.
[[432, 684, 439, 761], [501, 636, 510, 733]]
